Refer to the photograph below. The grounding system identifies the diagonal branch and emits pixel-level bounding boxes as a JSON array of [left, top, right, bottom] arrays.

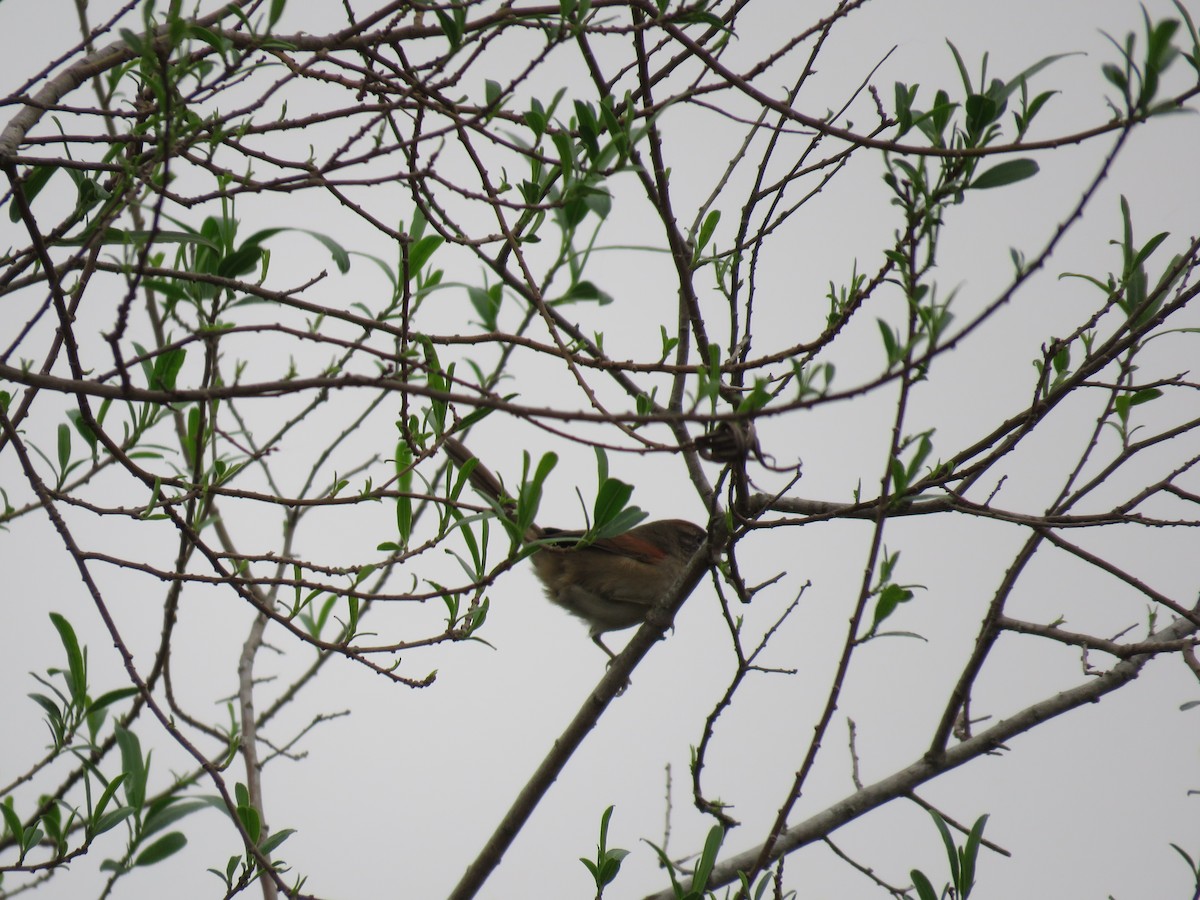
[[643, 604, 1199, 899]]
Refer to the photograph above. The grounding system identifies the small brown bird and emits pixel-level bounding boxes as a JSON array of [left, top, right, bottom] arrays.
[[529, 519, 707, 658], [441, 437, 707, 657]]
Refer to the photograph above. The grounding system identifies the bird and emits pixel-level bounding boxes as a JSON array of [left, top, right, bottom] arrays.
[[441, 436, 707, 657], [529, 519, 707, 659]]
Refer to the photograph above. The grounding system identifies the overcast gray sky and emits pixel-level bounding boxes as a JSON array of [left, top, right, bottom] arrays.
[[2, 1, 1199, 898]]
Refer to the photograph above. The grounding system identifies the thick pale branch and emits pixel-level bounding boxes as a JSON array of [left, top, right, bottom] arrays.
[[643, 608, 1199, 899]]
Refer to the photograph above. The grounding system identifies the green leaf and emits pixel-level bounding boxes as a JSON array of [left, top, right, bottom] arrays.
[[185, 405, 203, 463], [1170, 841, 1198, 871], [1000, 53, 1076, 103], [56, 422, 72, 475], [1115, 387, 1163, 424], [574, 99, 600, 158], [555, 279, 612, 305], [115, 727, 148, 810], [149, 348, 186, 391], [645, 839, 687, 893], [217, 243, 265, 279], [581, 805, 629, 889], [295, 229, 351, 274], [143, 799, 208, 839], [407, 234, 443, 279], [932, 809, 959, 886], [395, 440, 414, 546], [524, 99, 547, 137], [1052, 345, 1070, 376], [0, 802, 25, 843], [10, 164, 58, 221], [970, 158, 1038, 190], [1130, 387, 1163, 406], [592, 477, 633, 527], [67, 408, 98, 456], [434, 7, 464, 49], [871, 583, 914, 630], [260, 827, 297, 854], [20, 826, 44, 857], [736, 379, 771, 413], [1130, 231, 1170, 274], [236, 802, 262, 844], [49, 612, 86, 706], [877, 319, 901, 365], [692, 209, 720, 266], [93, 806, 133, 838], [964, 92, 999, 134], [90, 772, 127, 828], [134, 831, 187, 867], [905, 433, 933, 483], [690, 825, 724, 895], [467, 285, 502, 330], [583, 186, 611, 218], [893, 81, 916, 134], [675, 9, 725, 30], [1104, 62, 1130, 96], [485, 79, 502, 108], [27, 692, 64, 731], [185, 24, 234, 63], [420, 338, 450, 435], [513, 452, 557, 544], [960, 814, 989, 896], [910, 868, 939, 900]]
